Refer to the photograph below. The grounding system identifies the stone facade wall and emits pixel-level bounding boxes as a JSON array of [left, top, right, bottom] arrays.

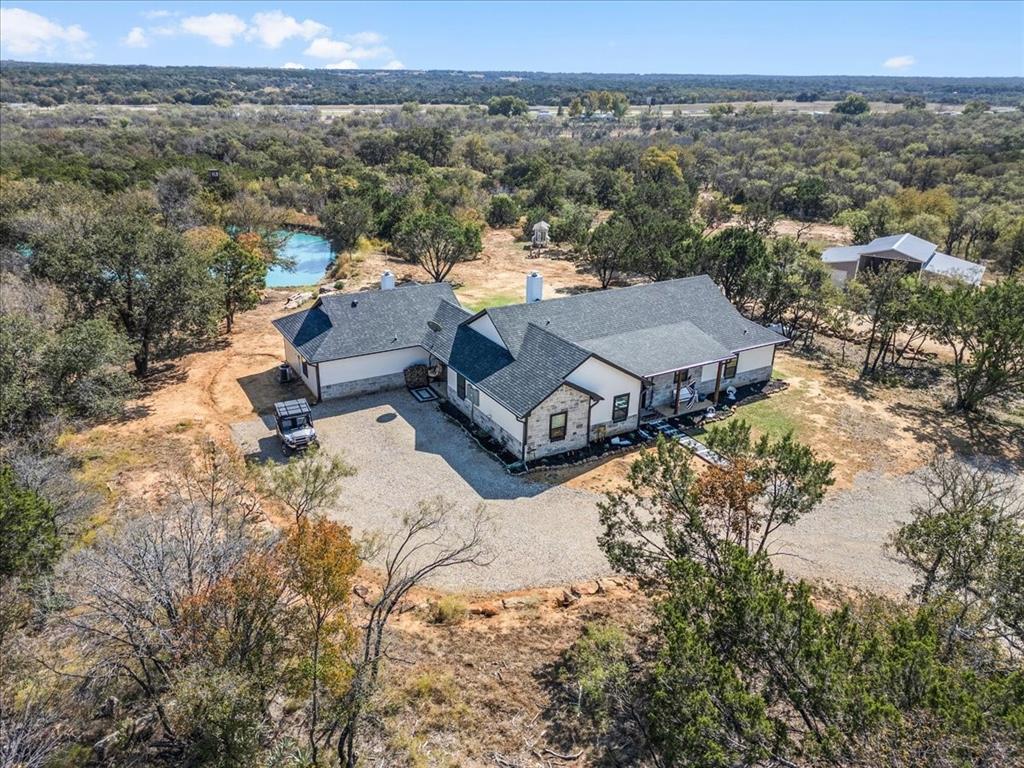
[[320, 371, 405, 400], [590, 412, 639, 441], [648, 372, 678, 408], [525, 385, 590, 461], [448, 385, 523, 457]]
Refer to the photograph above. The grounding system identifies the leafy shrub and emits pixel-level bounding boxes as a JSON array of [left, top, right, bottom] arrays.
[[486, 194, 520, 228], [428, 596, 467, 625]]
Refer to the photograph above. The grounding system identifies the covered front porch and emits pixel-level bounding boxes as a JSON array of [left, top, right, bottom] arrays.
[[639, 358, 732, 421]]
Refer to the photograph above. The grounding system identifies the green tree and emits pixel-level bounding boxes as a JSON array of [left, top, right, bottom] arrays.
[[700, 226, 770, 310], [486, 194, 520, 229], [0, 313, 134, 433], [321, 197, 373, 253], [598, 425, 833, 586], [888, 457, 1024, 653], [831, 93, 870, 115], [580, 217, 632, 288], [931, 278, 1024, 411], [211, 239, 267, 333], [31, 191, 218, 376], [0, 464, 61, 585], [486, 95, 529, 117], [962, 99, 991, 115], [392, 211, 483, 282]]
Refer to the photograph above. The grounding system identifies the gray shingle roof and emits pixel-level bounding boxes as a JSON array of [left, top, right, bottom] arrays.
[[582, 321, 732, 375], [482, 275, 786, 376], [462, 324, 592, 417], [273, 282, 458, 363], [421, 299, 472, 362], [273, 275, 788, 418]]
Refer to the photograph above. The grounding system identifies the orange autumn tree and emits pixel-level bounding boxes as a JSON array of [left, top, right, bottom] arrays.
[[283, 516, 360, 765]]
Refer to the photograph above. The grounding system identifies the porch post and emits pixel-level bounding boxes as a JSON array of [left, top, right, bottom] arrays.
[[673, 370, 682, 415], [712, 361, 723, 405]]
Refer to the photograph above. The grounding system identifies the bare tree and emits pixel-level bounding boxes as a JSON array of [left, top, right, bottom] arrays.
[[63, 442, 267, 738], [0, 692, 66, 768], [332, 497, 492, 767]]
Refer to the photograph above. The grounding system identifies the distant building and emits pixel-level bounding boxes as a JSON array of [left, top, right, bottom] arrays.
[[531, 220, 550, 247], [822, 233, 984, 287]]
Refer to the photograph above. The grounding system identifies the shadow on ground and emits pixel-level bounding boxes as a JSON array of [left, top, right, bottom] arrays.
[[237, 365, 313, 415], [233, 388, 552, 500]]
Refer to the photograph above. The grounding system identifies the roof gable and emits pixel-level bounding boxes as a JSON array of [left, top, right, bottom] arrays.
[[273, 282, 459, 363]]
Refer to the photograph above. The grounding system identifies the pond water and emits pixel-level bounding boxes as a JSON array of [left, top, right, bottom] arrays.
[[267, 230, 333, 287]]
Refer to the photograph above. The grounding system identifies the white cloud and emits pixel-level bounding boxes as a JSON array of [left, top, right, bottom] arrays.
[[180, 13, 247, 47], [247, 10, 327, 48], [304, 33, 391, 61], [348, 45, 391, 60], [121, 26, 148, 48], [143, 10, 174, 20], [304, 37, 351, 59], [0, 7, 91, 57], [382, 59, 405, 70], [883, 55, 915, 70], [347, 31, 383, 46], [325, 60, 359, 70], [282, 62, 305, 69]]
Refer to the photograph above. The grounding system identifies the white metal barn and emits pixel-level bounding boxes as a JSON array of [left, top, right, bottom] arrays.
[[822, 233, 985, 287]]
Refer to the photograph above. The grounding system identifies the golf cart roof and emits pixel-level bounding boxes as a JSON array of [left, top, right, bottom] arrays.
[[274, 399, 312, 419]]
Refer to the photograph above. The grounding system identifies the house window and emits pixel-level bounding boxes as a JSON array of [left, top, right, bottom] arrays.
[[301, 358, 309, 377], [466, 383, 480, 406], [457, 373, 466, 400], [723, 357, 738, 379], [549, 411, 568, 441], [612, 393, 630, 422]]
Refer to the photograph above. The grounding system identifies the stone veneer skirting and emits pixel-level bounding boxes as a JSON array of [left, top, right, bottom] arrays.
[[696, 365, 773, 397], [447, 385, 524, 457], [320, 371, 406, 400], [589, 413, 640, 441]]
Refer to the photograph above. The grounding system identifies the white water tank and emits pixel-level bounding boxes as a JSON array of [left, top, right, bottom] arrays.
[[526, 271, 543, 303], [381, 271, 396, 290]]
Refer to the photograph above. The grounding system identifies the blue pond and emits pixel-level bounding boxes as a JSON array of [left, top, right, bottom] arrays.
[[267, 231, 334, 287]]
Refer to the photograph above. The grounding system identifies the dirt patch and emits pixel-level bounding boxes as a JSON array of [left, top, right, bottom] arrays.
[[345, 228, 601, 309]]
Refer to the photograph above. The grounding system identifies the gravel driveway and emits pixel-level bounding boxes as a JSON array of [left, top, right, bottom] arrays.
[[231, 391, 610, 592], [232, 390, 1008, 595]]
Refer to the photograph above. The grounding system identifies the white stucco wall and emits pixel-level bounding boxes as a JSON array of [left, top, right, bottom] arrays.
[[284, 340, 319, 398], [477, 390, 522, 437], [468, 314, 506, 348], [447, 367, 523, 437], [566, 357, 641, 426], [318, 346, 428, 385], [737, 345, 775, 373]]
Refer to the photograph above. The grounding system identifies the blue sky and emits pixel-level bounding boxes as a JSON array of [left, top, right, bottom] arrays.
[[1, 1, 1021, 76]]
